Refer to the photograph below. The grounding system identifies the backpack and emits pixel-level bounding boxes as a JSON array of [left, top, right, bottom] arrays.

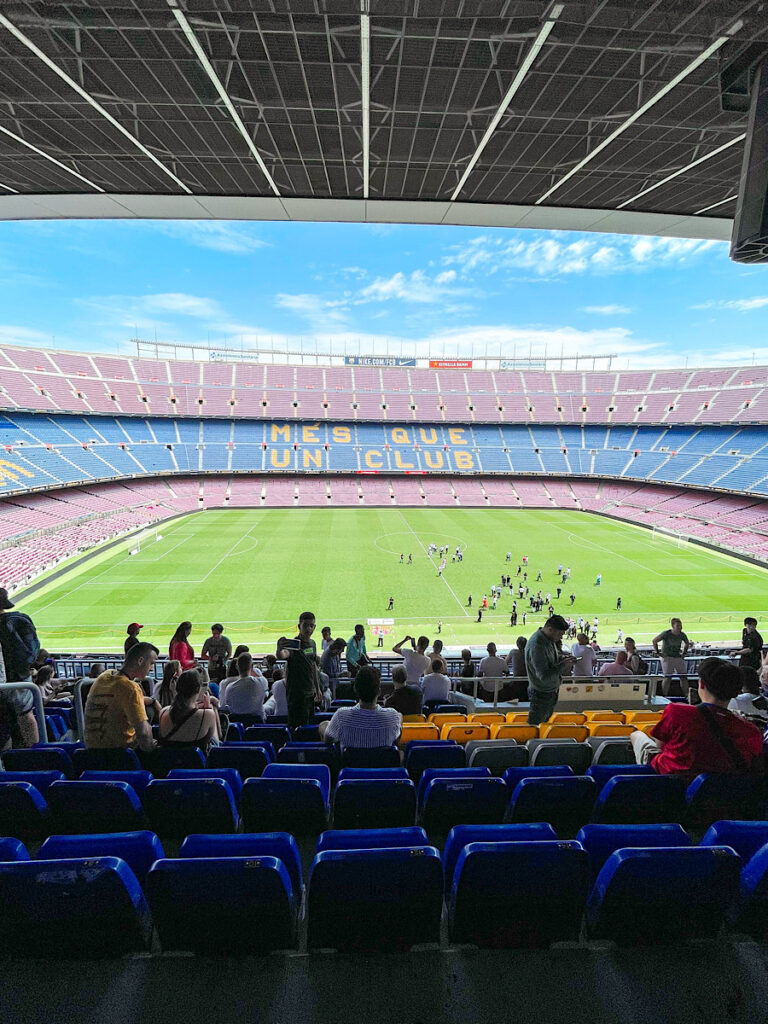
[[635, 655, 649, 676], [0, 612, 41, 682]]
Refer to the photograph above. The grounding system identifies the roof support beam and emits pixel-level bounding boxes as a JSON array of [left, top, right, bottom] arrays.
[[0, 12, 192, 194], [451, 3, 563, 202], [360, 0, 371, 199], [0, 123, 102, 192]]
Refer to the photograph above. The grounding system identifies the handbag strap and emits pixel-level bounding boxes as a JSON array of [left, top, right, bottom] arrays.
[[696, 703, 748, 771], [160, 707, 198, 741]]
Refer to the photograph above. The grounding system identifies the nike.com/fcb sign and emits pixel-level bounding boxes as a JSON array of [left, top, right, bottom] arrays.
[[344, 356, 416, 366]]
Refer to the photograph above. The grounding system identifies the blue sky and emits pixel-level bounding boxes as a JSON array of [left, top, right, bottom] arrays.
[[0, 218, 767, 369]]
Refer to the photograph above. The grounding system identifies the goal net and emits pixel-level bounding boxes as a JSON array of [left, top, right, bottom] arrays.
[[651, 526, 691, 549]]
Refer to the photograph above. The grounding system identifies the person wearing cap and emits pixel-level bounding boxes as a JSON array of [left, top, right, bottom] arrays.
[[525, 614, 575, 726], [201, 623, 232, 684], [0, 588, 41, 748], [124, 623, 143, 656]]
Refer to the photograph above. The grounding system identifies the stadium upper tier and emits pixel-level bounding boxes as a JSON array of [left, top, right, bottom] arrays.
[[1, 414, 767, 499], [2, 346, 768, 425]]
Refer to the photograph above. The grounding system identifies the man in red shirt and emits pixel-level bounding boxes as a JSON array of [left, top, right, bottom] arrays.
[[631, 658, 764, 783]]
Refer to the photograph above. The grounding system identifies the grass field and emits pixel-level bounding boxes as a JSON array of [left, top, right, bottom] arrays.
[[15, 507, 768, 654]]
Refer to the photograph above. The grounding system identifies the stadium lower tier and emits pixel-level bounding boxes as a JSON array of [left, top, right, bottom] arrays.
[[3, 474, 768, 590], [1, 414, 767, 496]]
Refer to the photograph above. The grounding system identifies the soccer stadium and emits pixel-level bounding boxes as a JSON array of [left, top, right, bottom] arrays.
[[2, 2, 768, 1020]]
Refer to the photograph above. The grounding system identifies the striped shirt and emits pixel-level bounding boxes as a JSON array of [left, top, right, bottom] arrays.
[[324, 704, 402, 750]]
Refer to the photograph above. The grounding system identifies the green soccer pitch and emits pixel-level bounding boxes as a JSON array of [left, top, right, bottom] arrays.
[[15, 506, 768, 655]]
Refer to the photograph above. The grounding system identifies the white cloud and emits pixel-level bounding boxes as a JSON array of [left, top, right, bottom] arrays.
[[358, 269, 463, 304], [582, 304, 633, 316], [140, 293, 224, 319], [154, 221, 271, 255], [692, 296, 768, 312], [274, 293, 350, 331]]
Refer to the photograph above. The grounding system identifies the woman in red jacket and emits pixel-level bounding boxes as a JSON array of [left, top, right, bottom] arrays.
[[169, 621, 195, 671]]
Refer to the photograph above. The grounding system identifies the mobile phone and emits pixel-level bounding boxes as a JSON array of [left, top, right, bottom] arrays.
[[279, 638, 301, 652]]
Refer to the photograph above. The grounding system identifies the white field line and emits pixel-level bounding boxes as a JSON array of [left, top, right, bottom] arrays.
[[397, 509, 469, 616]]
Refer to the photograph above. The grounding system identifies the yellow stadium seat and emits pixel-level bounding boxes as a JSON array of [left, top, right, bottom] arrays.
[[469, 713, 506, 726], [539, 724, 589, 741], [588, 724, 636, 737], [398, 723, 440, 746], [428, 714, 467, 728], [583, 711, 626, 723], [505, 713, 530, 724], [402, 714, 426, 723], [549, 713, 587, 726], [624, 712, 663, 725], [441, 724, 491, 744], [635, 722, 658, 736], [490, 724, 538, 743]]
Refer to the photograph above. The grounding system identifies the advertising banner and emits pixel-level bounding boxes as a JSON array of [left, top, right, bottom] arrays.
[[429, 359, 472, 369], [344, 356, 417, 366]]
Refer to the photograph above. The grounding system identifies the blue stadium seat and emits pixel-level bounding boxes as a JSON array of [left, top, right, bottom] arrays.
[[0, 782, 50, 839], [466, 741, 529, 775], [262, 763, 331, 804], [37, 831, 165, 881], [208, 745, 269, 779], [585, 765, 657, 791], [732, 843, 768, 939], [225, 722, 244, 742], [591, 775, 687, 825], [146, 856, 297, 953], [47, 780, 148, 834], [179, 833, 303, 896], [503, 765, 574, 790], [138, 747, 206, 777], [0, 837, 29, 861], [435, 705, 465, 715], [238, 725, 291, 749], [337, 767, 409, 782], [333, 779, 417, 830], [72, 747, 142, 773], [340, 746, 401, 769], [443, 823, 558, 895], [79, 769, 153, 796], [417, 767, 492, 808], [448, 840, 590, 948], [529, 742, 592, 773], [700, 820, 768, 862], [0, 770, 65, 795], [167, 768, 243, 805], [685, 773, 767, 830], [575, 824, 691, 878], [330, 700, 356, 708], [313, 713, 335, 723], [144, 778, 238, 838], [242, 777, 329, 834], [405, 743, 465, 781], [316, 826, 429, 854], [229, 738, 276, 761], [506, 777, 597, 837], [276, 743, 339, 775], [586, 847, 741, 945], [3, 747, 75, 778], [292, 725, 321, 742], [32, 740, 83, 757], [308, 846, 443, 951], [421, 777, 507, 833], [0, 856, 151, 956]]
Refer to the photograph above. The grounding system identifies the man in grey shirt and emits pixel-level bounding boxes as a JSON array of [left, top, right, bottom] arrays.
[[525, 615, 574, 726]]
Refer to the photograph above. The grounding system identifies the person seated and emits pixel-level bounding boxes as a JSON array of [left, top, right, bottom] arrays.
[[421, 658, 451, 706], [384, 665, 423, 716], [220, 653, 267, 718], [728, 667, 768, 723], [154, 659, 181, 706], [320, 638, 347, 697], [32, 664, 73, 704], [263, 668, 287, 718], [157, 669, 221, 752], [319, 665, 401, 750], [428, 639, 449, 674], [630, 657, 764, 781], [84, 642, 160, 752], [598, 650, 633, 677], [478, 642, 513, 703]]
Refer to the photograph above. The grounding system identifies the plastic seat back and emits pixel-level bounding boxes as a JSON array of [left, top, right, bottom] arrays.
[[583, 711, 625, 723], [467, 743, 530, 775], [276, 745, 340, 778], [138, 747, 206, 778], [429, 714, 467, 730], [469, 714, 506, 727], [0, 856, 150, 956], [417, 767, 491, 808], [442, 823, 557, 894], [236, 725, 291, 749], [3, 747, 74, 778], [340, 746, 401, 769], [591, 775, 687, 825], [333, 779, 417, 830], [588, 724, 636, 737], [434, 706, 465, 716], [685, 773, 767, 830], [316, 826, 428, 854], [591, 739, 635, 765], [505, 713, 531, 723], [449, 840, 590, 948], [549, 713, 587, 726], [167, 768, 243, 804], [330, 700, 356, 708], [491, 724, 537, 742], [208, 745, 269, 780], [147, 856, 296, 953], [506, 777, 597, 837], [263, 763, 331, 803], [38, 830, 164, 881], [539, 725, 589, 741], [144, 778, 238, 838], [530, 742, 592, 773], [575, 823, 690, 878], [421, 777, 507, 833], [0, 782, 50, 840], [292, 725, 321, 742], [586, 846, 740, 944], [441, 723, 490, 744], [179, 832, 302, 894], [0, 770, 64, 795], [308, 846, 442, 951], [337, 767, 409, 782], [701, 820, 768, 862], [78, 769, 153, 795], [734, 843, 768, 939], [0, 837, 29, 861], [47, 780, 147, 834], [405, 744, 465, 781], [72, 747, 141, 774], [585, 764, 656, 791], [399, 724, 441, 746], [503, 765, 574, 790], [624, 712, 663, 726], [242, 777, 329, 833], [228, 737, 276, 761]]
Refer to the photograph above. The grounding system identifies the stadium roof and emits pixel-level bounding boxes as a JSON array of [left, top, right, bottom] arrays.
[[0, 1, 764, 239]]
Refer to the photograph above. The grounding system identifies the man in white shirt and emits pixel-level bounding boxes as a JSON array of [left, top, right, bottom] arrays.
[[319, 666, 401, 750], [221, 652, 268, 717], [420, 660, 452, 704], [478, 642, 507, 679], [392, 633, 431, 683], [570, 632, 598, 678], [263, 670, 287, 717]]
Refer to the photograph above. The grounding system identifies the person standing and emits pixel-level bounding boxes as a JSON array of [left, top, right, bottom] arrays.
[[738, 617, 764, 671], [570, 632, 598, 678], [0, 588, 41, 748], [320, 626, 333, 654], [437, 619, 442, 635], [616, 596, 622, 611], [652, 617, 691, 697], [525, 615, 574, 726], [169, 622, 195, 670], [388, 596, 394, 611], [124, 623, 143, 656], [280, 611, 321, 729], [201, 623, 232, 684], [392, 634, 431, 683], [467, 594, 472, 608], [346, 624, 369, 676], [320, 638, 347, 697]]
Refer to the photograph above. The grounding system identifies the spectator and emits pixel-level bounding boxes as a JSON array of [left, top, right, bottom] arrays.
[[0, 587, 41, 749], [155, 659, 181, 706], [169, 621, 195, 670], [319, 666, 401, 749], [630, 657, 763, 781], [652, 618, 690, 697], [392, 634, 431, 683], [157, 669, 221, 752], [233, 644, 250, 660], [84, 642, 159, 751], [221, 652, 268, 718], [738, 617, 764, 672], [506, 637, 528, 679], [88, 662, 106, 680], [624, 637, 646, 676], [384, 665, 424, 716], [124, 623, 143, 656], [477, 642, 509, 701], [321, 626, 333, 654], [598, 650, 633, 677], [570, 632, 598, 677], [458, 648, 475, 679], [33, 664, 71, 704], [320, 638, 347, 697], [261, 653, 276, 682], [420, 659, 452, 705], [525, 615, 574, 726], [429, 639, 449, 674], [201, 623, 232, 684], [279, 611, 321, 729], [346, 624, 369, 675], [264, 668, 287, 718], [729, 667, 768, 723]]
